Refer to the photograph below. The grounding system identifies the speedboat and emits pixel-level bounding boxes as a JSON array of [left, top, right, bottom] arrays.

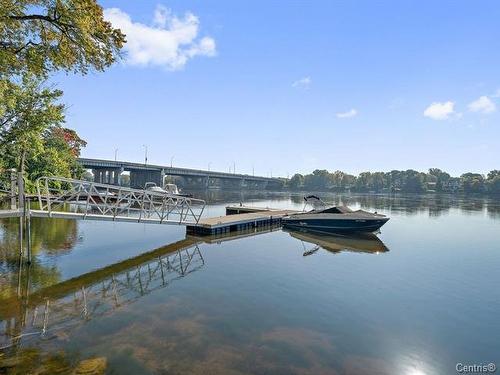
[[282, 195, 389, 233]]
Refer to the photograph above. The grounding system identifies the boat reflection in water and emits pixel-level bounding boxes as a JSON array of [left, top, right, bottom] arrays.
[[284, 228, 389, 256]]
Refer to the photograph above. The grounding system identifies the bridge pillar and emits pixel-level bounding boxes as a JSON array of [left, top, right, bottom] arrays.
[[93, 169, 103, 183], [129, 170, 162, 189], [206, 177, 220, 189]]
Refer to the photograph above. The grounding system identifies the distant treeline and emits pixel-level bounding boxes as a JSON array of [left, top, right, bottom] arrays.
[[285, 169, 500, 194]]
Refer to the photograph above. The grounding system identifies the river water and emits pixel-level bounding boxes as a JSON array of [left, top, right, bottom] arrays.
[[0, 192, 499, 374]]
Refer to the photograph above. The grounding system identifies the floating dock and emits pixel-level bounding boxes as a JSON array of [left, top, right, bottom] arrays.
[[186, 205, 300, 235]]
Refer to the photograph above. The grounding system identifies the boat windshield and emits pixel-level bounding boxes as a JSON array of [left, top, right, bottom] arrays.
[[164, 184, 180, 194], [317, 206, 353, 214]]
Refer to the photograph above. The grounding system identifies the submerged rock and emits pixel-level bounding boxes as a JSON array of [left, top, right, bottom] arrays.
[[73, 357, 107, 375]]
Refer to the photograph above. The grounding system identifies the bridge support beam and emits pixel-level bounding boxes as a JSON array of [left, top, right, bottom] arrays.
[[129, 170, 162, 189], [93, 168, 123, 185], [93, 169, 103, 184]]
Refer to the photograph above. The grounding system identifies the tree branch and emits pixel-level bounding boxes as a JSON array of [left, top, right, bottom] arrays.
[[9, 14, 77, 32]]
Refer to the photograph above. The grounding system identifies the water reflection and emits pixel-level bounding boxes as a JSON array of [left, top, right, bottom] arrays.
[[0, 193, 498, 374], [0, 217, 79, 300], [0, 216, 79, 256], [284, 228, 389, 255], [0, 238, 204, 351]]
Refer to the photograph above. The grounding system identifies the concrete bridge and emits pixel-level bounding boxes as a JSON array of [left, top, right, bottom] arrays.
[[78, 158, 284, 190]]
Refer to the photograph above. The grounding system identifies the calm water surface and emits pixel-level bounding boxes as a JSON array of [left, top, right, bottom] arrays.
[[0, 192, 499, 374]]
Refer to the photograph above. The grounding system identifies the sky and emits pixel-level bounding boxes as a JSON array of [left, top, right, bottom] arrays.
[[56, 0, 500, 177]]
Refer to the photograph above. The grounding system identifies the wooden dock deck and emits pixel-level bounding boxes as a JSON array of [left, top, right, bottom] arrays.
[[186, 205, 300, 235]]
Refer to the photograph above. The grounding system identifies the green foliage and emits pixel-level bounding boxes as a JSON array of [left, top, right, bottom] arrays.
[[0, 76, 86, 191], [286, 168, 499, 195], [460, 173, 485, 194], [0, 0, 122, 188], [304, 169, 334, 190], [428, 168, 451, 191], [0, 75, 64, 167], [288, 173, 304, 189], [0, 0, 125, 77]]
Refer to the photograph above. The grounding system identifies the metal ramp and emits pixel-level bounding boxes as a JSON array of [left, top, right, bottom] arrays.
[[32, 176, 206, 225]]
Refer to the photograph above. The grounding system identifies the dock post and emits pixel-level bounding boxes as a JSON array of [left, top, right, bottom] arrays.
[[17, 172, 25, 211], [26, 199, 32, 265], [18, 215, 23, 259], [18, 172, 25, 260], [10, 169, 17, 210]]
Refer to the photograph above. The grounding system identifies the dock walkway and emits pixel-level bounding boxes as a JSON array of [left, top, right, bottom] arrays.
[[186, 206, 300, 235], [1, 204, 301, 236]]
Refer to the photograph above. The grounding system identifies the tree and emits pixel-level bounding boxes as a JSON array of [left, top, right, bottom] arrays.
[[0, 76, 86, 191], [355, 172, 372, 192], [48, 126, 87, 157], [460, 173, 485, 194], [0, 75, 64, 175], [304, 169, 334, 190], [371, 172, 386, 192], [341, 173, 356, 190], [0, 0, 125, 77], [401, 169, 426, 193], [0, 0, 122, 187], [487, 170, 500, 180], [288, 173, 304, 190], [486, 170, 500, 194], [387, 170, 403, 191], [428, 168, 450, 192]]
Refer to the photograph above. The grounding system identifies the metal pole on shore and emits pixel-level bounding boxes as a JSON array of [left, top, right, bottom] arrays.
[[10, 169, 17, 210], [26, 199, 32, 264], [18, 215, 23, 258], [18, 172, 25, 260]]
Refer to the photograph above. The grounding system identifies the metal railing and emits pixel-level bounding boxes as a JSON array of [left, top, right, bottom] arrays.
[[34, 176, 206, 225]]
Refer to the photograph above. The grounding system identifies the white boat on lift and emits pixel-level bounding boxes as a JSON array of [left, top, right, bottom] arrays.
[[144, 182, 192, 197]]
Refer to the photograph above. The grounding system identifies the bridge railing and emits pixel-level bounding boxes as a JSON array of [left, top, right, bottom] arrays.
[[34, 176, 206, 225]]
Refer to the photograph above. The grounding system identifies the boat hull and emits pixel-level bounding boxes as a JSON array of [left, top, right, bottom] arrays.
[[282, 216, 389, 233]]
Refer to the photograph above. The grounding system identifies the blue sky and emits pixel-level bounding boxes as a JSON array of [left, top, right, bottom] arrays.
[[57, 1, 500, 177]]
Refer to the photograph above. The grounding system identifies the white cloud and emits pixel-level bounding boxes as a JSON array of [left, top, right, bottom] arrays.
[[292, 77, 311, 88], [104, 6, 216, 70], [423, 101, 455, 120], [468, 96, 496, 114], [336, 109, 357, 118]]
